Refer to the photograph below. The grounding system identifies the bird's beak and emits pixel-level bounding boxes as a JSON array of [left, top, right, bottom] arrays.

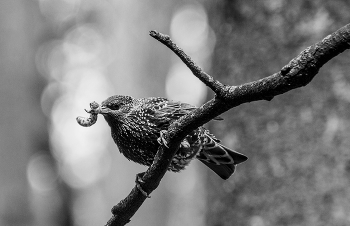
[[87, 105, 109, 115], [96, 106, 109, 115]]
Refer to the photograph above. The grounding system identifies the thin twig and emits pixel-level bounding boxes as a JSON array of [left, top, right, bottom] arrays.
[[149, 30, 226, 95]]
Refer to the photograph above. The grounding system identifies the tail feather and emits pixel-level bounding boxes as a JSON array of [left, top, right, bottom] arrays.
[[196, 143, 248, 180], [198, 159, 235, 180]]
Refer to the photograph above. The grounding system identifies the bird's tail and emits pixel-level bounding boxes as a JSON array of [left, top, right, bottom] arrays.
[[196, 143, 248, 180]]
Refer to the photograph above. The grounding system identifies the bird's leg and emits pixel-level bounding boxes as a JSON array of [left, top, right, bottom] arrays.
[[135, 172, 151, 198], [157, 130, 169, 148]]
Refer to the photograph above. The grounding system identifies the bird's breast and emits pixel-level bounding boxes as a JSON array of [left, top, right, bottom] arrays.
[[111, 122, 159, 164]]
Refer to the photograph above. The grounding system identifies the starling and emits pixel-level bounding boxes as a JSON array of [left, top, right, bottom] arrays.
[[88, 95, 247, 180]]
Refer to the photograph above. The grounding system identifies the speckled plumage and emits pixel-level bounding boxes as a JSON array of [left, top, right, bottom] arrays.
[[99, 95, 247, 179]]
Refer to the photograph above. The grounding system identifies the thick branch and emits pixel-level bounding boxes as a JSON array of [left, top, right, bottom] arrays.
[[158, 24, 350, 141], [105, 23, 350, 226], [223, 23, 350, 104], [106, 144, 180, 226]]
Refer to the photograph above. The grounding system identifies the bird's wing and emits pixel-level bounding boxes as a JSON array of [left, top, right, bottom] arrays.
[[152, 99, 223, 121], [129, 98, 220, 130], [155, 100, 197, 120], [128, 98, 196, 129]]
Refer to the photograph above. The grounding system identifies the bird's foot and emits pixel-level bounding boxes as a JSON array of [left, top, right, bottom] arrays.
[[180, 140, 190, 149], [157, 130, 169, 148], [135, 172, 151, 198]]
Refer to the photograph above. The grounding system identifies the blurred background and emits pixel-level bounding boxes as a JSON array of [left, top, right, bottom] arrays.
[[0, 0, 350, 225]]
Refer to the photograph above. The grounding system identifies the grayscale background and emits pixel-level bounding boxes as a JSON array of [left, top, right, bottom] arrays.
[[0, 1, 349, 225]]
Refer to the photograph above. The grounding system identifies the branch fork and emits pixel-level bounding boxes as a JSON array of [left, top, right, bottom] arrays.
[[101, 24, 350, 226]]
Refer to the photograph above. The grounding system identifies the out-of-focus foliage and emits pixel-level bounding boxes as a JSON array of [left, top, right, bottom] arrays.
[[2, 0, 350, 225], [205, 1, 350, 225], [0, 1, 212, 226]]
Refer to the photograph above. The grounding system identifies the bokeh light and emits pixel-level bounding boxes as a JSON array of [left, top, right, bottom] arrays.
[[166, 3, 216, 106], [27, 153, 58, 193], [2, 0, 350, 226]]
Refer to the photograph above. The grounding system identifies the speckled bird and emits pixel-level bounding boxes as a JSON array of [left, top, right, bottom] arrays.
[[94, 95, 247, 180]]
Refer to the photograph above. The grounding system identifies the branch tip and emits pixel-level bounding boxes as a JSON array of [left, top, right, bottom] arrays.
[[149, 30, 157, 37], [150, 30, 170, 41]]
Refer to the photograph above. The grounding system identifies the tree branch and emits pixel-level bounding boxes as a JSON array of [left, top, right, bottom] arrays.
[[149, 30, 226, 95], [105, 23, 350, 226]]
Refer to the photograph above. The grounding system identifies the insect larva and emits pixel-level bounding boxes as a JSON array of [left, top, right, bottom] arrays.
[[76, 101, 99, 127]]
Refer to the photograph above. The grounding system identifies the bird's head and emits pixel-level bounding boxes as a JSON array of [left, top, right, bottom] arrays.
[[94, 95, 135, 125]]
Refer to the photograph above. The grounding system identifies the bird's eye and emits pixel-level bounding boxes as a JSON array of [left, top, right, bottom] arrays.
[[109, 102, 125, 110], [109, 104, 120, 110]]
